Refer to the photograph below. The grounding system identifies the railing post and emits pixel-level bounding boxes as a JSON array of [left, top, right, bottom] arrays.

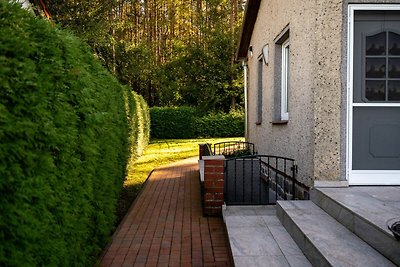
[[203, 155, 225, 216], [199, 143, 212, 160], [292, 163, 297, 200]]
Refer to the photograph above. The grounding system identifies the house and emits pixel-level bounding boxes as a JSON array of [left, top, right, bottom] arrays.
[[224, 1, 400, 265], [237, 0, 400, 187]]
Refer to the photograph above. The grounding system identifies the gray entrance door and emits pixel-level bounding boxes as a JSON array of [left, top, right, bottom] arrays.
[[352, 10, 400, 184]]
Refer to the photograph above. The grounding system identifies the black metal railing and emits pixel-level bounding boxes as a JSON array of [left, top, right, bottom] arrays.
[[224, 155, 309, 205], [213, 141, 256, 158]]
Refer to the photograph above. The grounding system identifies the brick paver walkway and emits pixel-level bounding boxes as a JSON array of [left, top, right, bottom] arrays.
[[100, 158, 232, 267]]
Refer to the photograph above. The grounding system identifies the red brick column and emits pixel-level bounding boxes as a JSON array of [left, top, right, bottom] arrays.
[[203, 156, 225, 216]]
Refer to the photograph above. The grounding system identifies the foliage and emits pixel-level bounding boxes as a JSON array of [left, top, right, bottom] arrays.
[[125, 91, 151, 167], [29, 0, 245, 111], [150, 106, 198, 139], [0, 2, 149, 266], [150, 107, 244, 139], [158, 31, 244, 112], [194, 108, 245, 137], [117, 137, 244, 223]]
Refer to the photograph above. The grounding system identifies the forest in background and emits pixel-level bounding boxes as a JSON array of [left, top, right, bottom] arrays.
[[29, 0, 246, 112]]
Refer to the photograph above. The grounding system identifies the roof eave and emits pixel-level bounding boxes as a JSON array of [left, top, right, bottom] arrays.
[[236, 0, 261, 61]]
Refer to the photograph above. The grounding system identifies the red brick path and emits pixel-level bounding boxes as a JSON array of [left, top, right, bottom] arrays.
[[100, 159, 232, 267]]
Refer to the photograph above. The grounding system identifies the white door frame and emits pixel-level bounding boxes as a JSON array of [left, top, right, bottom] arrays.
[[347, 4, 400, 185]]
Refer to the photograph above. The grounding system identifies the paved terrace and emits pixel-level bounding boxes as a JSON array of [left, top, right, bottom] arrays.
[[99, 158, 232, 267]]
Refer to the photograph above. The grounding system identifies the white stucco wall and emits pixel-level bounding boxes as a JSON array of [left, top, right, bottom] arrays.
[[246, 0, 344, 185], [246, 0, 400, 185]]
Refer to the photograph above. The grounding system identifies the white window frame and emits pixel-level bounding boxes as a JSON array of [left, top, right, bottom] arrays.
[[281, 39, 290, 121], [256, 58, 263, 125]]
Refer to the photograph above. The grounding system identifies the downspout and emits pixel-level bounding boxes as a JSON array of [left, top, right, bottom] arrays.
[[243, 60, 248, 141]]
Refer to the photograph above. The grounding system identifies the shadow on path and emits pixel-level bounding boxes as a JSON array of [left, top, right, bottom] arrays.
[[100, 158, 232, 266]]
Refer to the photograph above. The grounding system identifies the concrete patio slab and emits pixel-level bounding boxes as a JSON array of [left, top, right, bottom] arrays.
[[223, 205, 311, 267]]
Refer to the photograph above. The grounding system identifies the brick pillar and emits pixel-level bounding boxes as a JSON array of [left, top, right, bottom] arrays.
[[203, 156, 225, 216]]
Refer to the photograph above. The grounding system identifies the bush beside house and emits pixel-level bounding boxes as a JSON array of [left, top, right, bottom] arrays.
[[150, 106, 244, 139], [0, 2, 149, 266], [150, 106, 197, 139], [194, 109, 244, 137]]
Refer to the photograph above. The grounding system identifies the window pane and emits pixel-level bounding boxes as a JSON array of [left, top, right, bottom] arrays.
[[388, 58, 400, 78], [365, 80, 385, 101], [366, 58, 386, 78], [388, 81, 400, 101], [389, 32, 400, 55], [366, 32, 386, 55], [256, 59, 263, 124], [280, 41, 289, 121]]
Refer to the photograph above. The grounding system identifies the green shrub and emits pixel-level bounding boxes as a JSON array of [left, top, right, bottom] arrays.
[[194, 109, 245, 138], [150, 106, 197, 138], [125, 91, 151, 166], [150, 107, 244, 138], [0, 2, 149, 266]]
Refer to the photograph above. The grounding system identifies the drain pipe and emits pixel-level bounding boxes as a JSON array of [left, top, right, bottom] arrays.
[[243, 61, 248, 141]]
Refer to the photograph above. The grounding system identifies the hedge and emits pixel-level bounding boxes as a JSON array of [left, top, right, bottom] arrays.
[[0, 2, 149, 266], [125, 91, 151, 166], [194, 110, 244, 137], [150, 106, 197, 138], [150, 107, 244, 138]]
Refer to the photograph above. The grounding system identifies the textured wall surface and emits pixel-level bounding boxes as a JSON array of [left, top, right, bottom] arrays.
[[246, 0, 317, 186], [246, 0, 344, 185], [312, 0, 343, 181], [246, 0, 400, 185]]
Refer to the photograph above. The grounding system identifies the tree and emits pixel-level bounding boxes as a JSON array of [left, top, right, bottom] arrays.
[[29, 0, 245, 111]]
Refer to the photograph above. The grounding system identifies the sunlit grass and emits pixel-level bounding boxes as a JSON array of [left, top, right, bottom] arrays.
[[116, 137, 244, 223]]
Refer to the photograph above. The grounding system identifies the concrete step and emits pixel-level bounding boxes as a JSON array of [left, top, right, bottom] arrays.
[[222, 205, 312, 267], [277, 201, 396, 267], [311, 187, 400, 265]]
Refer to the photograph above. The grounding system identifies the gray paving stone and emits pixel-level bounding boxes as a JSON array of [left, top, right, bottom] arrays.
[[223, 205, 257, 216], [234, 255, 291, 267], [223, 206, 312, 267], [261, 215, 282, 226], [284, 254, 313, 267], [228, 227, 283, 257], [314, 187, 400, 265], [269, 225, 305, 256], [278, 201, 396, 267], [253, 205, 277, 215], [225, 214, 266, 228]]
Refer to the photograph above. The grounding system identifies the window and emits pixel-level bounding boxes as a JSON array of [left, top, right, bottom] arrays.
[[281, 39, 290, 120], [363, 31, 400, 102], [273, 26, 290, 123], [256, 58, 263, 124]]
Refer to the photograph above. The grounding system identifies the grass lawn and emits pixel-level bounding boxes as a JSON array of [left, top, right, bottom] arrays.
[[116, 137, 244, 224]]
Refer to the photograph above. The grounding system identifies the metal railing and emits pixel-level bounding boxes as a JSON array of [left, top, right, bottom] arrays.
[[224, 155, 309, 205], [213, 141, 256, 158]]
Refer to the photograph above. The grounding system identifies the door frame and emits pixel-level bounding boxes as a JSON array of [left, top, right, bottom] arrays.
[[347, 4, 400, 185]]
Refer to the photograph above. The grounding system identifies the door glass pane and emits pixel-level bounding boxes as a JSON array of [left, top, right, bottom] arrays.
[[388, 81, 400, 101], [366, 58, 386, 78], [365, 80, 386, 101], [388, 58, 400, 78], [389, 32, 400, 55], [366, 32, 386, 55]]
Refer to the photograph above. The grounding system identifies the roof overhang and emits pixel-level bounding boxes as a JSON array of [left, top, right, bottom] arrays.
[[236, 0, 261, 61]]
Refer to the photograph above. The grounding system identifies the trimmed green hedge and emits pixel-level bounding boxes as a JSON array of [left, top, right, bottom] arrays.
[[125, 91, 151, 166], [150, 107, 244, 138], [194, 110, 244, 137], [150, 106, 197, 138], [0, 2, 149, 266]]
